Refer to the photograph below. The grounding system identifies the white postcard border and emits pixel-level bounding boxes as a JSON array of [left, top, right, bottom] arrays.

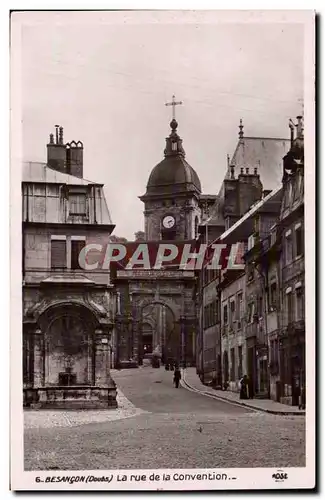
[[10, 8, 315, 492]]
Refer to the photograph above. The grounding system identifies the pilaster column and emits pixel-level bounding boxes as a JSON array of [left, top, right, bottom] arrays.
[[33, 328, 44, 387], [94, 329, 110, 386]]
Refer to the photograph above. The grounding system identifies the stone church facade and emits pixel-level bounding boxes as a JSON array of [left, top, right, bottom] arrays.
[[23, 126, 117, 408], [113, 117, 204, 368]]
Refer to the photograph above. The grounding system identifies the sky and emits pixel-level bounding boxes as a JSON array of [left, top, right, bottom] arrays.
[[18, 11, 304, 239]]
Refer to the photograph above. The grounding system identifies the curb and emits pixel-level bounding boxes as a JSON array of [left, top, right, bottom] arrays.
[[181, 372, 305, 416], [180, 377, 260, 413]]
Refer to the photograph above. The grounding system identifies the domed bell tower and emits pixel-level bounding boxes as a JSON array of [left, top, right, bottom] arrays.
[[139, 98, 202, 241]]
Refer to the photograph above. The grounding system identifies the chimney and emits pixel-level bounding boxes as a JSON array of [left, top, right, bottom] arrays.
[[296, 115, 304, 138], [59, 126, 64, 144], [230, 165, 235, 179], [66, 140, 84, 178], [289, 119, 295, 147], [47, 125, 67, 173], [238, 163, 263, 216]]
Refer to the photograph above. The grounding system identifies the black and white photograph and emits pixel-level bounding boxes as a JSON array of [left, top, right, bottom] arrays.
[[10, 9, 315, 491]]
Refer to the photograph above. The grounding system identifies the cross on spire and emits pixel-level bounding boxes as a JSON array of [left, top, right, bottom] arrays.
[[165, 95, 183, 121]]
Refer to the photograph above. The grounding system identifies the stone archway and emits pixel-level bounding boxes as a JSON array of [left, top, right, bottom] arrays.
[[24, 301, 117, 409], [38, 302, 101, 387], [137, 299, 180, 364]]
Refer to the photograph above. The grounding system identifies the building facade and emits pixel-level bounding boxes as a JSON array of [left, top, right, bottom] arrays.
[[113, 117, 201, 368], [278, 116, 305, 405], [23, 127, 117, 409], [196, 116, 305, 406]]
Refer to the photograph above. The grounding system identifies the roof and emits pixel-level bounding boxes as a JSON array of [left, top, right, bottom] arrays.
[[200, 182, 225, 227], [142, 119, 202, 198], [22, 162, 113, 225], [144, 155, 201, 196], [218, 185, 283, 243], [200, 136, 289, 228], [228, 137, 290, 191], [22, 161, 101, 186]]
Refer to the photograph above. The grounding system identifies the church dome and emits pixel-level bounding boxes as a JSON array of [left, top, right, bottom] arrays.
[[144, 119, 201, 196], [147, 156, 201, 194]]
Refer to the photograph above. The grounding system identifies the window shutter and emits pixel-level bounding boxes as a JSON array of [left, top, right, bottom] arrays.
[[69, 194, 87, 215], [51, 240, 67, 268], [71, 240, 86, 270]]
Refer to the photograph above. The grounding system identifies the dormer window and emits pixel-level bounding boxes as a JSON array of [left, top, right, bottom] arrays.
[[69, 193, 87, 216]]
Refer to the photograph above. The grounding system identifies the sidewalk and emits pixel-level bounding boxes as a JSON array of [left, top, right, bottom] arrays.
[[181, 367, 305, 416], [24, 386, 147, 429]]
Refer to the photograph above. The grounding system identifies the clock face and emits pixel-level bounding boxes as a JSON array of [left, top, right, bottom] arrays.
[[162, 215, 176, 229]]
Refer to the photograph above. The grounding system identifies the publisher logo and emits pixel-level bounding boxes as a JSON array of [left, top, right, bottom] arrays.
[[272, 470, 288, 483]]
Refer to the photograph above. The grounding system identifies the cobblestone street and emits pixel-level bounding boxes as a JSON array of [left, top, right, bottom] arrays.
[[24, 367, 305, 471]]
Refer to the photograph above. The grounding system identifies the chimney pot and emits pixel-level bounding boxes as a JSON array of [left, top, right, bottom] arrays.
[[254, 167, 258, 175], [59, 126, 64, 145], [230, 165, 235, 179], [47, 125, 67, 173], [296, 115, 304, 138], [289, 119, 295, 145], [240, 167, 244, 175], [67, 138, 84, 178], [55, 125, 59, 144]]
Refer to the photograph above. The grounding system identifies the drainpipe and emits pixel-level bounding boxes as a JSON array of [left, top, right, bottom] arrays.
[[254, 261, 270, 399], [93, 185, 97, 224], [200, 271, 204, 384], [201, 222, 209, 383], [263, 270, 270, 399], [217, 270, 222, 388]]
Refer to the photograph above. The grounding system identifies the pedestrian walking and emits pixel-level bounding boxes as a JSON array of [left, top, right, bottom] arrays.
[[173, 366, 181, 388], [239, 374, 249, 400]]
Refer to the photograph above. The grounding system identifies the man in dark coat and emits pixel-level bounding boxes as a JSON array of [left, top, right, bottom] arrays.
[[239, 375, 249, 399], [173, 366, 181, 388]]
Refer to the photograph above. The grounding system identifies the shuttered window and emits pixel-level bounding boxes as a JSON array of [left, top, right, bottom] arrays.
[[223, 304, 228, 325], [295, 225, 303, 257], [69, 194, 87, 215], [71, 240, 86, 270], [51, 240, 67, 268]]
